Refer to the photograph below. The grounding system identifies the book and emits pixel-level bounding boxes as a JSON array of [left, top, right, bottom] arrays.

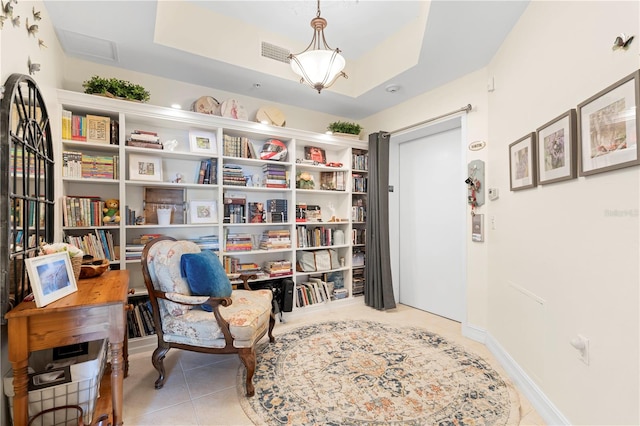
[[86, 114, 111, 144], [248, 202, 264, 223]]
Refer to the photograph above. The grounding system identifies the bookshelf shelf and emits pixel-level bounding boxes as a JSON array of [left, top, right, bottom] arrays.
[[57, 89, 367, 350]]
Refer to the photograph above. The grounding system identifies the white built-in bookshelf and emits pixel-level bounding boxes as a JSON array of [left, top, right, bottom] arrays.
[[56, 89, 368, 352]]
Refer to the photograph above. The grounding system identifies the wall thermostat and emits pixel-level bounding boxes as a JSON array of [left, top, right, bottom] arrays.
[[488, 188, 499, 200]]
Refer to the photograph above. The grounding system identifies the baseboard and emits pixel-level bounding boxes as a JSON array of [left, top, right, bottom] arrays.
[[463, 323, 570, 425]]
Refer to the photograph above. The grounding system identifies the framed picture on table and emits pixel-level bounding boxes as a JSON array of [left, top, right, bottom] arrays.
[[24, 252, 78, 307]]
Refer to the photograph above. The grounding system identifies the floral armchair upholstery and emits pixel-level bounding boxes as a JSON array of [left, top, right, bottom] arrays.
[[140, 237, 275, 397]]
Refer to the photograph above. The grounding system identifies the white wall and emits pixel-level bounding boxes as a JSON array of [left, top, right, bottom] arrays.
[[1, 2, 65, 424], [366, 1, 639, 424], [486, 1, 639, 424]]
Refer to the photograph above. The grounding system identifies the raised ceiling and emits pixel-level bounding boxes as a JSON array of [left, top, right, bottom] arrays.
[[44, 0, 529, 119]]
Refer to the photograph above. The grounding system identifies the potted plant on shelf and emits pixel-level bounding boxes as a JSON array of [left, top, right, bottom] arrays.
[[327, 121, 363, 139], [83, 76, 151, 103]]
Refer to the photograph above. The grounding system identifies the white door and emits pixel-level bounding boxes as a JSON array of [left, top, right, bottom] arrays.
[[398, 126, 465, 321]]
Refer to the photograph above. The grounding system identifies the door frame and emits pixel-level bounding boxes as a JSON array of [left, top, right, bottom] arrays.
[[388, 114, 468, 323]]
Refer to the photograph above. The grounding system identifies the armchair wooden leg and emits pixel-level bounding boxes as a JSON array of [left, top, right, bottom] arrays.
[[152, 346, 170, 389], [238, 348, 256, 397], [268, 312, 276, 343]]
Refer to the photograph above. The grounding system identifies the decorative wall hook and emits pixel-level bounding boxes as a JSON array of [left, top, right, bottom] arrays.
[[612, 33, 634, 50]]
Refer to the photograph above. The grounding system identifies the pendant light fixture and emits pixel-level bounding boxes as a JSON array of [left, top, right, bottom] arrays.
[[289, 0, 347, 93]]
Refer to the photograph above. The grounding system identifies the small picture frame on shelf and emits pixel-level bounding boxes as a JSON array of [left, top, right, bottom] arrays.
[[536, 109, 577, 185], [24, 252, 78, 308], [190, 200, 218, 224], [129, 154, 163, 182], [189, 130, 217, 154], [577, 70, 639, 176], [304, 146, 326, 164], [509, 133, 537, 191]]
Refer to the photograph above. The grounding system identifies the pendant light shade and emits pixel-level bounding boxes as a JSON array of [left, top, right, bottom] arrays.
[[289, 1, 347, 93]]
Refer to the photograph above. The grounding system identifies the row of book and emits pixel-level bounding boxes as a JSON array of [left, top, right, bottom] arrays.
[[352, 174, 368, 193], [10, 198, 45, 229], [223, 257, 260, 275], [196, 158, 217, 184], [62, 151, 119, 179], [352, 228, 366, 245], [62, 111, 117, 144], [62, 196, 107, 227], [296, 226, 339, 248], [9, 148, 45, 178], [223, 134, 257, 158], [352, 151, 369, 171], [351, 205, 366, 222], [224, 232, 252, 252], [352, 268, 365, 296], [126, 129, 163, 150], [127, 298, 156, 339], [66, 229, 117, 261], [296, 278, 332, 307], [319, 171, 346, 191]]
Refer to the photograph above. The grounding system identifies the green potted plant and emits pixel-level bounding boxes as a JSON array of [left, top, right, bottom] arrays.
[[83, 76, 150, 103], [327, 121, 363, 139]]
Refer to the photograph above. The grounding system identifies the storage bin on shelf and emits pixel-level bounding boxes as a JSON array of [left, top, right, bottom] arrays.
[[3, 339, 107, 426]]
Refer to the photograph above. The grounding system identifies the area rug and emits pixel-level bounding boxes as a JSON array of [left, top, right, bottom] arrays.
[[238, 320, 520, 425]]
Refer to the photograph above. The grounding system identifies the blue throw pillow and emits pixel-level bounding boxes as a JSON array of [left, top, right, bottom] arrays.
[[180, 250, 232, 312]]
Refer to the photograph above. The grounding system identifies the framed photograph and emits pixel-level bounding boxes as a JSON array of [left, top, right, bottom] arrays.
[[578, 70, 639, 176], [29, 366, 71, 391], [190, 200, 218, 224], [304, 146, 326, 164], [129, 154, 163, 182], [509, 133, 537, 191], [472, 214, 484, 242], [536, 109, 577, 185], [24, 252, 78, 308], [189, 130, 217, 154]]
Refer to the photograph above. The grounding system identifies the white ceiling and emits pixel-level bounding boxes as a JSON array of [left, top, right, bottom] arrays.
[[44, 0, 529, 120]]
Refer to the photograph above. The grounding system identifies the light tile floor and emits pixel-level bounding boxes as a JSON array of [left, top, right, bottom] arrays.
[[123, 300, 546, 425]]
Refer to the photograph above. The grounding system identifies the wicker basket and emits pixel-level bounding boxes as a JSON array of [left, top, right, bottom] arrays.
[[71, 256, 82, 282]]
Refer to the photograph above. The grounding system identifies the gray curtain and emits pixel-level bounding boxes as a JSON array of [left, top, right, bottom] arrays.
[[364, 132, 396, 310]]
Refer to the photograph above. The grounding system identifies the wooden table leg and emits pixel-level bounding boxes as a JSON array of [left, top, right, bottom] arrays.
[[109, 340, 124, 426]]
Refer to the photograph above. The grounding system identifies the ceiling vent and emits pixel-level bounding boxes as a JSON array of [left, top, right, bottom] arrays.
[[261, 42, 290, 64]]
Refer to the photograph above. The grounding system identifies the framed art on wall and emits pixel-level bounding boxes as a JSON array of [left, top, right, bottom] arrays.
[[509, 133, 537, 191], [24, 252, 78, 307], [577, 70, 639, 176], [536, 109, 577, 185], [129, 154, 163, 181], [189, 130, 217, 154]]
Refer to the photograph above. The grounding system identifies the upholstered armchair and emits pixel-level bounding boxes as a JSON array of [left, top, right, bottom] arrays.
[[140, 237, 275, 397]]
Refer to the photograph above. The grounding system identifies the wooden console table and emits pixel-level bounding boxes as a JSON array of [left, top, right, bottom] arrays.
[[6, 269, 129, 426]]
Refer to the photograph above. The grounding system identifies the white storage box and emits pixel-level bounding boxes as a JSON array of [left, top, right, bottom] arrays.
[[4, 339, 107, 426]]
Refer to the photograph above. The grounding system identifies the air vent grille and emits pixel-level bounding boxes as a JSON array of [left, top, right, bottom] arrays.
[[261, 41, 290, 64]]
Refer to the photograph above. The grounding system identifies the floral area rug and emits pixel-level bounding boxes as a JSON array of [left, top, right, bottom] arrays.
[[238, 320, 520, 425]]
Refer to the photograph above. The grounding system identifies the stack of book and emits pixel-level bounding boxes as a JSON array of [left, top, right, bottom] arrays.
[[259, 229, 291, 250], [222, 164, 246, 186], [265, 199, 287, 223], [223, 135, 257, 158], [62, 151, 119, 179], [125, 244, 145, 261], [127, 298, 156, 338], [352, 173, 368, 193], [319, 171, 346, 191], [262, 164, 287, 188], [189, 234, 219, 251], [296, 225, 336, 248], [264, 260, 292, 277], [127, 130, 163, 149], [224, 232, 252, 252], [66, 229, 115, 261]]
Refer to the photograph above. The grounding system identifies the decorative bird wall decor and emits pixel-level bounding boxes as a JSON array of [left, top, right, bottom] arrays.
[[0, 15, 5, 29], [25, 17, 37, 36], [1, 0, 13, 17], [11, 14, 19, 27], [32, 6, 41, 20], [38, 38, 46, 49], [612, 33, 634, 50]]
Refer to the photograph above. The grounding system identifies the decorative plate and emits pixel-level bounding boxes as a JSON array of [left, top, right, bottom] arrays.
[[256, 106, 286, 127], [219, 99, 248, 121], [191, 96, 220, 115]]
